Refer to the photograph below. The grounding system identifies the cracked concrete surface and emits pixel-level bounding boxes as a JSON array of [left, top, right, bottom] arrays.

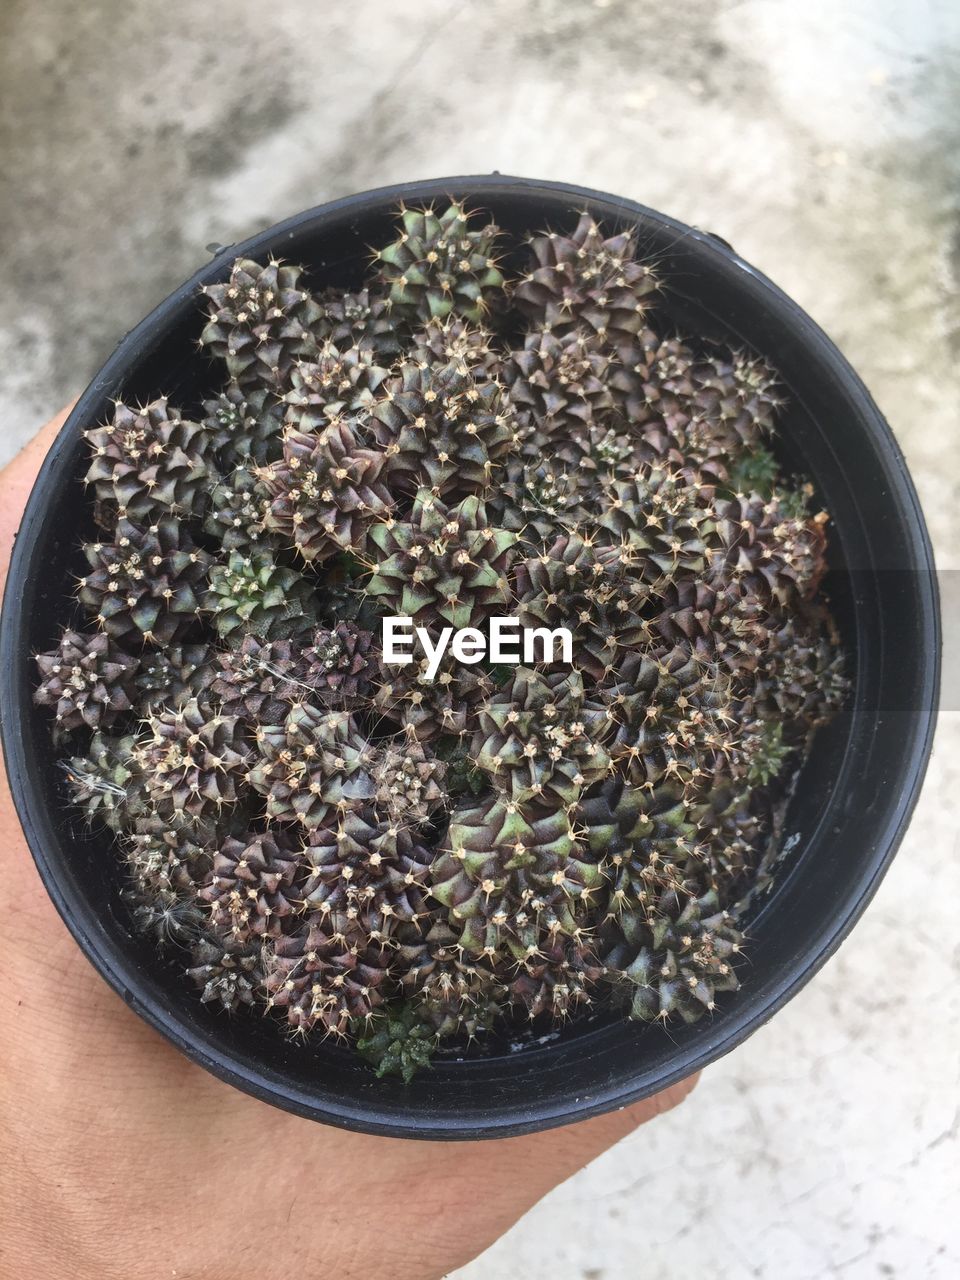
[[1, 1, 958, 1276]]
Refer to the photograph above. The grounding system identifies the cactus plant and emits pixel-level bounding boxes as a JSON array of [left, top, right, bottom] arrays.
[[35, 199, 847, 1081]]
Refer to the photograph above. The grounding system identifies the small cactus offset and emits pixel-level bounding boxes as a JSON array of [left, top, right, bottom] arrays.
[[374, 200, 506, 323], [35, 200, 847, 1080]]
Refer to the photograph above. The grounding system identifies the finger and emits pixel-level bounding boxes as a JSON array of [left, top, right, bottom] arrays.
[[526, 1069, 699, 1160], [490, 1069, 699, 1185], [0, 403, 75, 594], [0, 403, 79, 893]]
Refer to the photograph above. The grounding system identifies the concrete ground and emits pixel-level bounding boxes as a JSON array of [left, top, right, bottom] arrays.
[[1, 2, 957, 1276]]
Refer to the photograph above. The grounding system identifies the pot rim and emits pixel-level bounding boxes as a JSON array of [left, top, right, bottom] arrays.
[[0, 174, 941, 1139]]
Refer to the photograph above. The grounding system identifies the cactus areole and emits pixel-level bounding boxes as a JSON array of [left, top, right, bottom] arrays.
[[1, 178, 938, 1138]]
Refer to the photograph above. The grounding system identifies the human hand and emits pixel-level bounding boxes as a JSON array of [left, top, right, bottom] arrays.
[[0, 407, 697, 1280]]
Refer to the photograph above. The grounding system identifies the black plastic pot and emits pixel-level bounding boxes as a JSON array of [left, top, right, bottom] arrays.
[[0, 176, 940, 1140]]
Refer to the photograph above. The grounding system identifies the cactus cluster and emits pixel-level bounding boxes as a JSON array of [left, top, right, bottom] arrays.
[[36, 200, 846, 1081]]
